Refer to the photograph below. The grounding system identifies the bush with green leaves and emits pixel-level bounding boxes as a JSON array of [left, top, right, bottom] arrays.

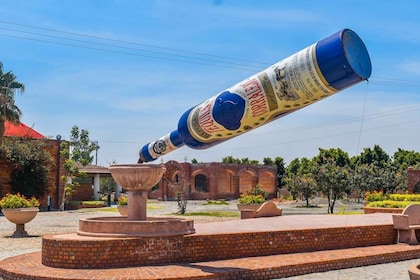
[[366, 193, 420, 208], [238, 184, 267, 204], [117, 195, 128, 205], [248, 184, 268, 198], [81, 201, 105, 206], [0, 137, 53, 198], [238, 193, 265, 204], [365, 191, 389, 202], [367, 200, 420, 208], [0, 193, 40, 208], [389, 194, 420, 201]]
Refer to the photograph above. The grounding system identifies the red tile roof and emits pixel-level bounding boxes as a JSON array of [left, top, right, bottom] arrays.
[[3, 121, 45, 139]]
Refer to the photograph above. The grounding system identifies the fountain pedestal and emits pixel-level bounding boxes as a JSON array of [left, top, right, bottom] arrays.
[[127, 190, 148, 221], [76, 164, 195, 238]]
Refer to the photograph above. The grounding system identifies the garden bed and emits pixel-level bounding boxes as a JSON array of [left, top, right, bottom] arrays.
[[363, 206, 403, 214]]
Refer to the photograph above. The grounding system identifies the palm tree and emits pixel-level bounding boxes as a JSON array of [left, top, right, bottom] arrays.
[[0, 62, 25, 145]]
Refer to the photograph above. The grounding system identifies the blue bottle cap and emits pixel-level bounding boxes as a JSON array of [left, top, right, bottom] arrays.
[[315, 29, 372, 90]]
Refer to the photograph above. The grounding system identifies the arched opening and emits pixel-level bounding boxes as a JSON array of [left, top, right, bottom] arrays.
[[239, 170, 255, 194], [194, 174, 208, 192], [258, 170, 276, 194]]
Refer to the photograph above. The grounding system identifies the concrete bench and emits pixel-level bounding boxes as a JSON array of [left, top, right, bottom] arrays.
[[392, 204, 420, 245], [240, 201, 282, 219]]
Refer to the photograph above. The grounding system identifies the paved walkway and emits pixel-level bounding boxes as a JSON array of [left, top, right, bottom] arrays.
[[0, 201, 419, 279]]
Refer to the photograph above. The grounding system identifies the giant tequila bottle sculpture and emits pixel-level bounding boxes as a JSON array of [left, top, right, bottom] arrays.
[[139, 29, 372, 162]]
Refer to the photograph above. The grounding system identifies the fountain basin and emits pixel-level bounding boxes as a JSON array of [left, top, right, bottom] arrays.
[[108, 164, 166, 192], [109, 163, 167, 221], [78, 216, 195, 237]]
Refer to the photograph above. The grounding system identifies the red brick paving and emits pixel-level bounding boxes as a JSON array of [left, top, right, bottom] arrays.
[[2, 244, 420, 279], [1, 213, 420, 279]]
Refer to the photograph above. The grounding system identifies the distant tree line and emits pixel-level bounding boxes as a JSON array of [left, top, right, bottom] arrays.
[[211, 145, 420, 213]]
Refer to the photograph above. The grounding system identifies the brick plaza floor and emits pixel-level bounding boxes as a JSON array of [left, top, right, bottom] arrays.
[[1, 212, 420, 279]]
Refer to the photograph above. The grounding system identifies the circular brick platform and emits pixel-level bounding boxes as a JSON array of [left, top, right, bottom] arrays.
[[2, 244, 420, 280], [42, 233, 189, 269], [78, 216, 195, 237]]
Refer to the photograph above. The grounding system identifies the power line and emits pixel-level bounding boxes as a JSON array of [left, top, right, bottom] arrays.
[[1, 20, 270, 65], [0, 26, 265, 70], [0, 33, 260, 71], [0, 20, 269, 68], [1, 21, 420, 89]]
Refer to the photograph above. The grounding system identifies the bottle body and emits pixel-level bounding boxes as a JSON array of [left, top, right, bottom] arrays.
[[139, 29, 372, 162]]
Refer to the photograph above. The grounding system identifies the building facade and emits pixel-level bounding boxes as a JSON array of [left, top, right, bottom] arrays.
[[149, 161, 278, 200]]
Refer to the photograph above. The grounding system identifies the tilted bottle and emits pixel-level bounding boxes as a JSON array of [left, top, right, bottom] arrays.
[[139, 28, 372, 163]]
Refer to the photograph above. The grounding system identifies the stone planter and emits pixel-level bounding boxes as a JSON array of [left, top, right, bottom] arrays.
[[1, 208, 39, 237], [117, 205, 128, 216], [237, 203, 263, 219], [408, 263, 420, 280], [237, 202, 282, 219], [237, 203, 263, 212], [363, 206, 404, 214]]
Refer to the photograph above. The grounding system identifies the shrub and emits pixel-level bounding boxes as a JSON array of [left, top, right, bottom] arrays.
[[0, 137, 53, 198], [238, 194, 265, 204], [117, 195, 128, 205], [238, 184, 268, 204], [389, 194, 420, 202], [365, 191, 388, 202], [367, 201, 420, 208], [0, 193, 40, 208], [81, 201, 106, 206], [248, 184, 267, 198]]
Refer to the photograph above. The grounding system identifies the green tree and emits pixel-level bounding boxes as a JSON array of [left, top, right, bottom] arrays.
[[286, 158, 302, 176], [349, 146, 410, 196], [393, 148, 420, 171], [100, 177, 117, 194], [222, 156, 259, 165], [314, 160, 351, 214], [286, 174, 317, 207], [264, 156, 286, 190], [240, 157, 260, 165], [68, 126, 99, 166], [315, 147, 350, 167], [349, 164, 372, 201], [0, 62, 25, 145], [380, 162, 406, 193], [285, 157, 313, 200], [352, 145, 390, 169], [222, 156, 241, 164], [313, 148, 351, 214], [60, 125, 99, 209]]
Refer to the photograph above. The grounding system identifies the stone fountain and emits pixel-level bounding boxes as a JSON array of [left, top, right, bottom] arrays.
[[78, 163, 195, 237], [31, 163, 196, 270]]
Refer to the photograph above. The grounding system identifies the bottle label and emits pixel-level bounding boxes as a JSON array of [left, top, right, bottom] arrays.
[[186, 43, 337, 143]]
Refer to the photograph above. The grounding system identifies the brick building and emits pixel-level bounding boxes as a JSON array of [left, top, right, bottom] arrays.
[[77, 160, 278, 201], [149, 160, 278, 200], [63, 163, 420, 202]]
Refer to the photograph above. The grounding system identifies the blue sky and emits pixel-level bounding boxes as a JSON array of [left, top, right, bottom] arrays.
[[1, 0, 419, 166]]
